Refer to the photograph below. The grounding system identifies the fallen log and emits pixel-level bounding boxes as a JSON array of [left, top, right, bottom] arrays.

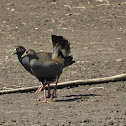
[[0, 73, 126, 94]]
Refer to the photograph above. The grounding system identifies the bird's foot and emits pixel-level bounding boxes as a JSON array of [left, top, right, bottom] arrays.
[[50, 91, 57, 99], [34, 96, 43, 101], [47, 94, 51, 98], [50, 94, 57, 99], [39, 100, 50, 103], [35, 96, 50, 103]]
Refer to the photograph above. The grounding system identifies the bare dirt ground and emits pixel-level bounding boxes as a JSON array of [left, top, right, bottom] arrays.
[[1, 0, 126, 125]]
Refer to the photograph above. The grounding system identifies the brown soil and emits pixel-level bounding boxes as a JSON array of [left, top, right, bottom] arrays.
[[0, 0, 126, 125]]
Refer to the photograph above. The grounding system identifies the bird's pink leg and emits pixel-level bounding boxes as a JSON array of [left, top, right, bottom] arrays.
[[34, 84, 43, 94], [39, 84, 49, 103], [34, 84, 44, 101]]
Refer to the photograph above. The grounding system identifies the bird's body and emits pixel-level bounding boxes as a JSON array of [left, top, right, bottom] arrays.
[[29, 53, 63, 83]]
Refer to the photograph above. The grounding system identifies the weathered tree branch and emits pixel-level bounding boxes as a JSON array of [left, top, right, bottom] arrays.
[[0, 73, 126, 94]]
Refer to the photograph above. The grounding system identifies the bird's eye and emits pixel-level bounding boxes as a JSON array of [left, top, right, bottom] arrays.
[[18, 48, 20, 51]]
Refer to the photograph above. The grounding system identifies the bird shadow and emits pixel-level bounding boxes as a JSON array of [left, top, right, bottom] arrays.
[[54, 94, 101, 102]]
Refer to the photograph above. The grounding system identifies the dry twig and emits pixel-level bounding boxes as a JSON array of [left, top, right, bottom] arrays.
[[0, 73, 126, 94]]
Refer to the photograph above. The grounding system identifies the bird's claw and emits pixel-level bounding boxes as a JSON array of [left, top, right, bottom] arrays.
[[39, 100, 50, 103]]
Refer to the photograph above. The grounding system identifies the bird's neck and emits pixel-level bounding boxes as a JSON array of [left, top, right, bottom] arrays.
[[29, 56, 39, 68], [17, 54, 23, 64], [29, 55, 39, 62]]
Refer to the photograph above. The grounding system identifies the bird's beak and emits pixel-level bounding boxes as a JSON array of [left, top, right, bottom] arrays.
[[21, 52, 27, 58], [11, 49, 17, 55]]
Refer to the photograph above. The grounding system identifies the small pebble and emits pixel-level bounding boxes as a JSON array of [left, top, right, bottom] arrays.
[[5, 56, 9, 60], [11, 8, 15, 11], [116, 58, 123, 62]]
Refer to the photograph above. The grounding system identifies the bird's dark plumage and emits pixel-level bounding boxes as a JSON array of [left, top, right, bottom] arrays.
[[51, 35, 75, 67]]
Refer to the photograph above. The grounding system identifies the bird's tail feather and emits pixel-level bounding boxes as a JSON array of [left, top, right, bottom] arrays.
[[52, 35, 70, 56], [52, 35, 75, 67]]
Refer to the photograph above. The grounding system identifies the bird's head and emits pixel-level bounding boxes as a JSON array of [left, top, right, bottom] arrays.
[[21, 49, 37, 58], [11, 45, 26, 56]]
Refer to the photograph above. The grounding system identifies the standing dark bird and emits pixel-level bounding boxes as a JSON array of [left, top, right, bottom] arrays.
[[11, 46, 51, 97], [22, 35, 74, 103]]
